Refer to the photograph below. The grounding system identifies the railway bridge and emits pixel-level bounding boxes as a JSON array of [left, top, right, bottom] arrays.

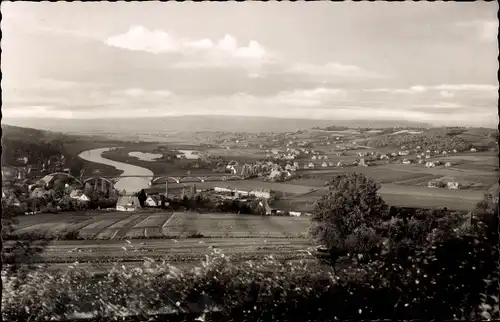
[[80, 173, 245, 186]]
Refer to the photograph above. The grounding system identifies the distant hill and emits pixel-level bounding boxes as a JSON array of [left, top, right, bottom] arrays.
[[3, 116, 432, 134]]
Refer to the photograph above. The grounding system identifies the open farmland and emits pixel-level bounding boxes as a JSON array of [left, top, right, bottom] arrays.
[[301, 168, 434, 185], [4, 237, 316, 270], [8, 212, 310, 240], [277, 183, 485, 212], [162, 213, 309, 238]]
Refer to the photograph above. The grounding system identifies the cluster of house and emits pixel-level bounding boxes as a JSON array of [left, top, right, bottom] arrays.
[[428, 179, 460, 190], [225, 160, 299, 180], [2, 154, 72, 183], [1, 172, 114, 213], [264, 147, 301, 161]]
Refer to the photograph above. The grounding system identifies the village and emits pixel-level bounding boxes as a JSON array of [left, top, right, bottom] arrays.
[[2, 125, 494, 217]]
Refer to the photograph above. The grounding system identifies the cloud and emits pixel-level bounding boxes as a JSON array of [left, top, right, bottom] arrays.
[[440, 91, 455, 98], [456, 20, 498, 42], [273, 88, 347, 106], [433, 84, 498, 91], [364, 85, 427, 94], [365, 84, 497, 94], [105, 26, 271, 69], [413, 102, 463, 109], [286, 62, 383, 78]]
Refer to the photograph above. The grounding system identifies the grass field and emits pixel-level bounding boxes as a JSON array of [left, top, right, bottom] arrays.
[[9, 212, 310, 240], [276, 182, 485, 212]]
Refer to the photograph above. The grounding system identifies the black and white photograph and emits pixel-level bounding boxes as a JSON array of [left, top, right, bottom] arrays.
[[1, 1, 499, 321]]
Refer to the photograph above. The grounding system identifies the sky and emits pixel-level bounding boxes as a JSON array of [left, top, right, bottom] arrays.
[[1, 1, 498, 127]]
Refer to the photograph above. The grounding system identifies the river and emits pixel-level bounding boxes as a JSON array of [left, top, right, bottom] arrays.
[[78, 147, 153, 194]]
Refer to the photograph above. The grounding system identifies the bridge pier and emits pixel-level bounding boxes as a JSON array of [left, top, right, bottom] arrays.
[[172, 177, 181, 184]]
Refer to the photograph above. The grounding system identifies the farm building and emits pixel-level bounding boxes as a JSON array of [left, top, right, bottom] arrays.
[[447, 182, 460, 189], [258, 199, 277, 216], [116, 195, 142, 212], [445, 162, 453, 167], [425, 161, 436, 168], [250, 189, 272, 199], [428, 180, 446, 188]]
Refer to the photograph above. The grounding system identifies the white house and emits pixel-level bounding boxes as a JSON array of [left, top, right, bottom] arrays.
[[144, 196, 158, 207], [116, 195, 142, 212], [79, 194, 91, 202], [311, 155, 317, 160], [425, 161, 436, 168], [470, 147, 477, 152], [308, 162, 315, 168], [321, 162, 328, 168], [445, 162, 452, 167], [447, 182, 460, 190], [398, 150, 410, 156], [402, 159, 411, 165]]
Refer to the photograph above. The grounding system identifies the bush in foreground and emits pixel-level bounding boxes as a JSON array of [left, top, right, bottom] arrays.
[[3, 238, 498, 322]]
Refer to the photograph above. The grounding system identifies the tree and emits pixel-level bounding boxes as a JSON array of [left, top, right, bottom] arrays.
[[53, 179, 66, 200], [59, 195, 73, 211], [308, 173, 388, 254]]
